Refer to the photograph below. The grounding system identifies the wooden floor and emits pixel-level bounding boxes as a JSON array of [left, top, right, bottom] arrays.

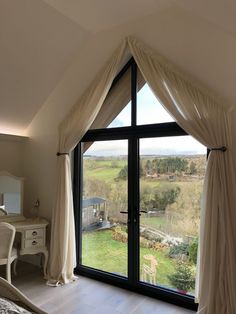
[[1, 263, 196, 314]]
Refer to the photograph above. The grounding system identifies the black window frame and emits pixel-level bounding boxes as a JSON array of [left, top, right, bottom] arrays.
[[73, 58, 199, 311]]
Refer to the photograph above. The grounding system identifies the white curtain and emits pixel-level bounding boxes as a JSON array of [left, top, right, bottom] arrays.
[[48, 40, 128, 284], [90, 67, 145, 130], [84, 67, 145, 151], [48, 36, 236, 313], [128, 37, 236, 313]]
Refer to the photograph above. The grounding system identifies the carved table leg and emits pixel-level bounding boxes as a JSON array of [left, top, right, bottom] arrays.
[[42, 250, 48, 278]]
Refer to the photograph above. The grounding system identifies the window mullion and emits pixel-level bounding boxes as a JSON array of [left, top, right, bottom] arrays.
[[131, 61, 137, 126]]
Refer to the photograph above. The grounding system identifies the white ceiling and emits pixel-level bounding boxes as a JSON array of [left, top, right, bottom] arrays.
[[43, 0, 172, 33], [1, 0, 236, 135], [173, 0, 236, 38], [0, 0, 89, 135], [43, 0, 236, 37]]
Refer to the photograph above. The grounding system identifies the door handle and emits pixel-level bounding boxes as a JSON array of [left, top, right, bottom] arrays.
[[120, 211, 130, 223], [139, 210, 147, 216]]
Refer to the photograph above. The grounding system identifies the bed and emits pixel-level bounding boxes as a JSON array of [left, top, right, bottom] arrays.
[[0, 277, 47, 314]]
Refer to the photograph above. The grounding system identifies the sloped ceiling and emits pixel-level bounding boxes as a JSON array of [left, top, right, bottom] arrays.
[[0, 0, 90, 135], [173, 0, 236, 37], [1, 0, 236, 135], [43, 0, 172, 33]]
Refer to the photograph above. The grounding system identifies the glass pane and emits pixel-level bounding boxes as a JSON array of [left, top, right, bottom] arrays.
[[108, 102, 131, 128], [137, 83, 174, 125], [139, 136, 206, 296], [81, 140, 128, 277]]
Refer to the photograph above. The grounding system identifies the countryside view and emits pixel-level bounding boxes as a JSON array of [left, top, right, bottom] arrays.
[[81, 136, 206, 295]]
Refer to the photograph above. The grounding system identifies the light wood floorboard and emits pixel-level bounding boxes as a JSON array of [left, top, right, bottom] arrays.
[[0, 263, 196, 314]]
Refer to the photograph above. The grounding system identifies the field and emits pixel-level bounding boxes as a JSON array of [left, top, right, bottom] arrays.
[[83, 157, 204, 237], [84, 159, 127, 181]]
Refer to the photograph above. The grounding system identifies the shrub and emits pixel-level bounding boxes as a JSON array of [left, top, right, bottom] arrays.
[[188, 238, 198, 264], [112, 227, 128, 243], [168, 261, 195, 291], [168, 242, 189, 259], [151, 242, 168, 251], [117, 165, 128, 180], [140, 236, 149, 248]]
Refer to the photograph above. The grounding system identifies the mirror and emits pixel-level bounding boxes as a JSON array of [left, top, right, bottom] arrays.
[[0, 172, 23, 219]]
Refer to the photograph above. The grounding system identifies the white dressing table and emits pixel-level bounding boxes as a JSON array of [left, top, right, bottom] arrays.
[[11, 217, 49, 277], [0, 171, 49, 278]]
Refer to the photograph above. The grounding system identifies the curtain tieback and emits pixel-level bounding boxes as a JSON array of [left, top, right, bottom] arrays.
[[56, 152, 69, 156], [209, 146, 227, 152]]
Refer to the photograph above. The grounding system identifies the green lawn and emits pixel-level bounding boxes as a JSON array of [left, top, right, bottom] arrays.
[[82, 229, 176, 288]]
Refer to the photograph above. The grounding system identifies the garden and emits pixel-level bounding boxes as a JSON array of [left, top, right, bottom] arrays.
[[82, 226, 198, 294]]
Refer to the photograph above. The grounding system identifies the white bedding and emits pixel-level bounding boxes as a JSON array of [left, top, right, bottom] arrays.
[[0, 278, 47, 314], [0, 297, 33, 314]]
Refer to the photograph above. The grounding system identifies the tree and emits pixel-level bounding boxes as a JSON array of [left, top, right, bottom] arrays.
[[151, 157, 188, 175], [139, 162, 144, 177], [140, 186, 181, 212], [159, 187, 181, 210], [140, 184, 153, 210], [168, 242, 189, 259], [188, 238, 198, 264], [189, 161, 197, 175], [117, 165, 128, 180], [117, 163, 144, 180], [144, 159, 152, 175], [168, 261, 195, 292]]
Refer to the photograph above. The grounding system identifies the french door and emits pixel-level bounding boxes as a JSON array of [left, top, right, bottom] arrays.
[[74, 130, 201, 311], [73, 58, 203, 311]]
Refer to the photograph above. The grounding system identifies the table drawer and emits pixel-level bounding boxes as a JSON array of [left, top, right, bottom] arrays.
[[25, 238, 44, 249], [25, 228, 44, 239]]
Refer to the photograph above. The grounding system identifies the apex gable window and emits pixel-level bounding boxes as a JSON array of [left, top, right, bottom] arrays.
[[74, 58, 206, 310]]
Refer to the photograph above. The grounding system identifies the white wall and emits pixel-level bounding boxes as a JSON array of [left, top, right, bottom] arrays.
[[24, 7, 236, 221], [0, 134, 26, 177]]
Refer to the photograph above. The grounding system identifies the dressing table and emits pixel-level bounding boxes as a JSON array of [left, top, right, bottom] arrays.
[[0, 172, 49, 277], [11, 218, 48, 277]]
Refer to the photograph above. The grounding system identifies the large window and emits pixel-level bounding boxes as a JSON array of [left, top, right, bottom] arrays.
[[74, 58, 205, 310]]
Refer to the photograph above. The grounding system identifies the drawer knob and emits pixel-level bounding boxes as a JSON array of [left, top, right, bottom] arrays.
[[32, 241, 37, 245], [32, 231, 37, 236]]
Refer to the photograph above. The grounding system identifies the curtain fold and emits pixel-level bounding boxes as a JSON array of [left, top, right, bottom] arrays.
[[90, 67, 145, 130], [84, 67, 145, 152], [48, 36, 236, 313]]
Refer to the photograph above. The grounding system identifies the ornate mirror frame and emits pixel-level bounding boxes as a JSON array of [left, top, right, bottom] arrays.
[[0, 171, 24, 222]]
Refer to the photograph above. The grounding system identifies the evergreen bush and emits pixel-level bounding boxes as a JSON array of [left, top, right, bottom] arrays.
[[168, 242, 189, 258], [168, 261, 195, 292], [188, 238, 198, 264]]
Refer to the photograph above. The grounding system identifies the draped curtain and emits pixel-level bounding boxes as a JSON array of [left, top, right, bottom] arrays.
[[48, 40, 128, 284], [83, 67, 145, 152], [48, 36, 236, 314], [90, 67, 145, 130]]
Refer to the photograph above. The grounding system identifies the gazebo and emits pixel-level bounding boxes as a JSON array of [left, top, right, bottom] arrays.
[[82, 197, 107, 230]]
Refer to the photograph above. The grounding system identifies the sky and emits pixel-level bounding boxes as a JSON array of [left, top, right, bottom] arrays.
[[85, 84, 206, 156], [108, 83, 175, 128]]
